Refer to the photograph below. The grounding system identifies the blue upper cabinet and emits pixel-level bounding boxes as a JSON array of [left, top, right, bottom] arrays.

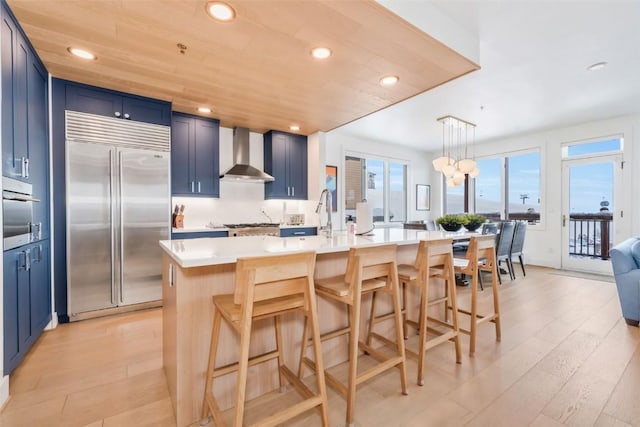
[[28, 51, 50, 239], [171, 112, 220, 197], [64, 80, 171, 126], [264, 131, 308, 200], [1, 2, 50, 229], [1, 10, 31, 182]]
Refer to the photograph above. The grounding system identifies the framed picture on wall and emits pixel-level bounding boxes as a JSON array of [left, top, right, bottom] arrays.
[[416, 184, 430, 211], [325, 165, 338, 212]]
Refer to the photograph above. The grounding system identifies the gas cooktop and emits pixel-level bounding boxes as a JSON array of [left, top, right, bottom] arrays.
[[223, 223, 280, 229]]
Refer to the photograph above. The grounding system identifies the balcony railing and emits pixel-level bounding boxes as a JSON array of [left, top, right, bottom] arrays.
[[476, 211, 613, 260], [568, 213, 613, 260]]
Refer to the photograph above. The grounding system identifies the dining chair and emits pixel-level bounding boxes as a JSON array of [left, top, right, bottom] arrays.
[[509, 221, 527, 277], [495, 221, 516, 283]]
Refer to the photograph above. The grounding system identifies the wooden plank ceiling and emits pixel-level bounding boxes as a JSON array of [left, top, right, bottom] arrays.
[[7, 0, 479, 135]]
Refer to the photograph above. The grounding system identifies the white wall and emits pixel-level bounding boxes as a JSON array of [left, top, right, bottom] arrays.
[[430, 113, 640, 268]]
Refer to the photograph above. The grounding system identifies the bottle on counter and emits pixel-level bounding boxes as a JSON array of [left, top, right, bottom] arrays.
[[346, 215, 355, 235]]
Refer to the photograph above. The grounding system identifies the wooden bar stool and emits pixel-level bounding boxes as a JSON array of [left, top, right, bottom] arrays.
[[453, 235, 502, 356], [201, 251, 329, 427], [299, 244, 408, 427], [395, 239, 461, 385]]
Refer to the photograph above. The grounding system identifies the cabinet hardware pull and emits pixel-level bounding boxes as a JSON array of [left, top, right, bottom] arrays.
[[168, 264, 174, 288], [287, 186, 290, 196], [25, 249, 31, 271], [114, 111, 121, 118], [198, 181, 201, 193], [124, 113, 130, 119], [191, 181, 195, 192], [293, 231, 304, 235], [292, 186, 294, 197]]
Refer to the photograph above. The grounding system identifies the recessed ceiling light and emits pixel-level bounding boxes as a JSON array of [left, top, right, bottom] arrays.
[[289, 125, 300, 131], [587, 61, 608, 71], [311, 47, 332, 60], [379, 75, 399, 86], [197, 107, 212, 113], [206, 1, 236, 22], [67, 47, 96, 60]]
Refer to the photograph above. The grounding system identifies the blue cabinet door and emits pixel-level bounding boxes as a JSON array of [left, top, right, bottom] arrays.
[[264, 131, 290, 199], [30, 241, 51, 333], [171, 113, 220, 197], [65, 83, 123, 119], [288, 135, 308, 200], [3, 247, 30, 373], [122, 96, 171, 126], [193, 118, 219, 197], [28, 52, 49, 239], [1, 11, 30, 181], [12, 29, 28, 181], [1, 13, 16, 177], [65, 81, 171, 125], [171, 231, 228, 239], [171, 114, 193, 195], [3, 242, 51, 374], [279, 227, 317, 237], [264, 131, 307, 200]]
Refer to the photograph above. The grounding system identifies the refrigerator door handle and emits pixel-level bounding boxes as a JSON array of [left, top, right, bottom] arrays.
[[119, 151, 125, 304], [110, 150, 116, 305]]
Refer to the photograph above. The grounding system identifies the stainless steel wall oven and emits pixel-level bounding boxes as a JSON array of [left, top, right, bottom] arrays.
[[3, 177, 40, 251]]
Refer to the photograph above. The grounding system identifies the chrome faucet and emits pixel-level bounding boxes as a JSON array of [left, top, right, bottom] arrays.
[[315, 189, 333, 237]]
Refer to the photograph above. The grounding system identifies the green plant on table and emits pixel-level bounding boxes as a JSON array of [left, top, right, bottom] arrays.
[[436, 214, 467, 231], [463, 213, 486, 231]]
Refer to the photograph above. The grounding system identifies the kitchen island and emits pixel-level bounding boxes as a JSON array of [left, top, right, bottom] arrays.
[[160, 228, 472, 426]]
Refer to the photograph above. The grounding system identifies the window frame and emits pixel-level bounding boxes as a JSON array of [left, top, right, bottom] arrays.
[[343, 150, 410, 225], [444, 146, 545, 229]]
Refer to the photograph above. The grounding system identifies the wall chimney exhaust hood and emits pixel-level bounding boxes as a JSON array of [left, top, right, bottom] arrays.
[[220, 127, 274, 182]]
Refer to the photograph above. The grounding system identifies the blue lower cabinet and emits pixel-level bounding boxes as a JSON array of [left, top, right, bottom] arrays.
[[172, 231, 228, 239], [3, 240, 51, 374], [280, 227, 317, 237]]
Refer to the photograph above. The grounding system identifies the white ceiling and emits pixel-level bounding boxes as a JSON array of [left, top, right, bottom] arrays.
[[333, 0, 640, 152]]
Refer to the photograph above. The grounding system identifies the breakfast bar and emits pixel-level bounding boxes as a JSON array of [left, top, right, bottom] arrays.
[[160, 229, 470, 426]]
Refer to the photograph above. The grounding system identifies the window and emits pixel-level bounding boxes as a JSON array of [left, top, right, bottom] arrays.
[[507, 151, 541, 222], [344, 155, 407, 223], [563, 137, 622, 158], [472, 150, 542, 224], [444, 183, 464, 214], [474, 157, 502, 220]]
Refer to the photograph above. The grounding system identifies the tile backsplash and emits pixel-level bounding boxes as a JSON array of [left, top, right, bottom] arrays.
[[171, 196, 319, 228]]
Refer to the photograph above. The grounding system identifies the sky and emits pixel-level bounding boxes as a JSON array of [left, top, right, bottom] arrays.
[[448, 137, 620, 214]]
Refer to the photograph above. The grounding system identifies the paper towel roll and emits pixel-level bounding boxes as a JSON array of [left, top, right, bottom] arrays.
[[356, 202, 374, 235]]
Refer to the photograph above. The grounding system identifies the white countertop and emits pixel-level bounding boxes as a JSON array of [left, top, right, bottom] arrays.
[[160, 228, 476, 268], [171, 225, 317, 234]]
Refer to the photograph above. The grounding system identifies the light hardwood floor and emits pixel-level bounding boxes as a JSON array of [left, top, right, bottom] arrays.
[[1, 266, 638, 427]]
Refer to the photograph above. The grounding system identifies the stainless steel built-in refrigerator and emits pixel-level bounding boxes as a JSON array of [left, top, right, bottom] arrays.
[[66, 111, 170, 319]]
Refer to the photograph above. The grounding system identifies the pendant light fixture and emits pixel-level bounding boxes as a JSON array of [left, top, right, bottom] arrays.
[[434, 115, 478, 186]]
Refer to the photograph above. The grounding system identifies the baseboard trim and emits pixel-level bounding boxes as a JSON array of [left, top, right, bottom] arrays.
[[0, 375, 10, 411], [45, 312, 59, 330]]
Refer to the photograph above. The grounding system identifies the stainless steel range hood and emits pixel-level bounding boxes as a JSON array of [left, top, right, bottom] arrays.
[[220, 127, 274, 182]]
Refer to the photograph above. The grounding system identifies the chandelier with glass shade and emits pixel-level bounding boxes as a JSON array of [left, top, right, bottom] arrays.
[[432, 115, 479, 187]]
